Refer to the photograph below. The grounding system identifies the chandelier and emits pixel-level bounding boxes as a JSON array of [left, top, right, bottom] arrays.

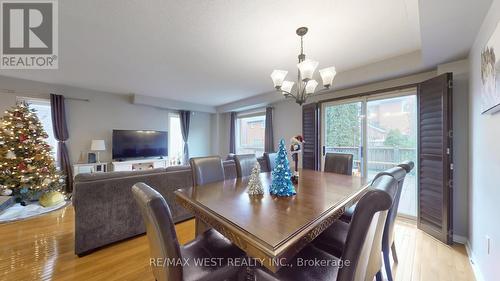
[[270, 27, 336, 105]]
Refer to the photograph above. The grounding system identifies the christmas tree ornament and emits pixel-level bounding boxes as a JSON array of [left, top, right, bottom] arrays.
[[247, 162, 264, 195], [270, 139, 296, 197], [6, 151, 16, 159]]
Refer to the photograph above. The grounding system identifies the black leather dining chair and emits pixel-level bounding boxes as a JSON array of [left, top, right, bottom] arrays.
[[234, 154, 258, 178], [263, 152, 277, 172], [398, 160, 415, 174], [189, 156, 225, 186], [316, 165, 411, 281], [324, 153, 353, 175], [132, 182, 246, 281], [253, 175, 397, 281]]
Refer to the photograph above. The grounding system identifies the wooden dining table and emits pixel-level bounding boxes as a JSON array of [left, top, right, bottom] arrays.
[[174, 169, 369, 273]]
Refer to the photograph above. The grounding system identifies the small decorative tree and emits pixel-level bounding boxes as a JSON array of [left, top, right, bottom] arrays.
[[270, 138, 296, 197], [247, 162, 264, 195], [0, 103, 64, 202]]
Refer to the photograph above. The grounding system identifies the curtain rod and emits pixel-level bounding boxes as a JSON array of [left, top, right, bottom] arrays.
[[0, 89, 90, 102]]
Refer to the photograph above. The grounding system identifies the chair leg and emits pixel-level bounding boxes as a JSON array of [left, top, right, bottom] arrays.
[[391, 241, 399, 264], [383, 248, 394, 281], [376, 271, 383, 281]]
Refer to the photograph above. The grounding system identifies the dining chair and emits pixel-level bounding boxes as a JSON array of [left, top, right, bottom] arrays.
[[132, 182, 246, 281], [234, 154, 258, 178], [398, 160, 415, 174], [253, 177, 395, 281], [324, 153, 353, 175], [311, 175, 398, 281], [340, 161, 414, 281], [189, 156, 225, 186], [263, 152, 277, 172]]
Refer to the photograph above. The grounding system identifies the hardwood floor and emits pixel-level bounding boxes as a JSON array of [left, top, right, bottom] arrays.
[[0, 205, 474, 281]]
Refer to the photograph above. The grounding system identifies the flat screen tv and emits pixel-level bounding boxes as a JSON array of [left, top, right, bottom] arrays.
[[112, 130, 168, 160]]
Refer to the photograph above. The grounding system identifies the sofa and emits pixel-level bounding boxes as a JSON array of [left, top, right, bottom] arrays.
[[73, 160, 238, 256]]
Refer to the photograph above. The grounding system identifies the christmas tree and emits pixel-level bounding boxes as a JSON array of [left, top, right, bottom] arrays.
[[270, 138, 296, 197], [0, 103, 64, 202], [247, 162, 264, 195]]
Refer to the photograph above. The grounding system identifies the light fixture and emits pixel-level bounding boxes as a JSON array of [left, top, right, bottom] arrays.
[[270, 27, 336, 105]]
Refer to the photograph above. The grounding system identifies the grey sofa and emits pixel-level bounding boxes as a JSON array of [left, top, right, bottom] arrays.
[[73, 160, 237, 256]]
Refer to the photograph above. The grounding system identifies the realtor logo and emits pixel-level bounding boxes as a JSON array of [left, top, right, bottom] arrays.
[[1, 0, 58, 69]]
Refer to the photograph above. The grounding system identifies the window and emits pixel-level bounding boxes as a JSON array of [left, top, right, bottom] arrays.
[[168, 113, 183, 165], [17, 98, 58, 165], [236, 114, 266, 156]]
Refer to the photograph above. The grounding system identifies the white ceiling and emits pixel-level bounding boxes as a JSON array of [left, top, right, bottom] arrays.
[[0, 0, 423, 106]]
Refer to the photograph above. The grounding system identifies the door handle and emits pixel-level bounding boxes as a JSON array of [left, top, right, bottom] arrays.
[[322, 146, 325, 156]]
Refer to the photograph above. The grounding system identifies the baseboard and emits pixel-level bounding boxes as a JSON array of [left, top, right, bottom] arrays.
[[465, 240, 485, 281], [453, 234, 467, 244]]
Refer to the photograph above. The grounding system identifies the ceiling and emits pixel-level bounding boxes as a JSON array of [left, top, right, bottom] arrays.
[[0, 0, 491, 107]]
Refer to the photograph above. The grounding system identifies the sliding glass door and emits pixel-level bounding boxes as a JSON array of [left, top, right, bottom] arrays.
[[366, 95, 417, 217], [321, 90, 418, 217], [321, 100, 364, 175]]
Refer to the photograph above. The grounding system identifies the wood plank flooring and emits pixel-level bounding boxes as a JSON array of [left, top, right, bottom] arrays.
[[0, 205, 475, 281]]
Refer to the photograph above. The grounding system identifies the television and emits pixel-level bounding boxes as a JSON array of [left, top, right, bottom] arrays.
[[112, 130, 168, 160]]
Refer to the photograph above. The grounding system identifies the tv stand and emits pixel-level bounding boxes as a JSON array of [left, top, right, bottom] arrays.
[[111, 158, 168, 172]]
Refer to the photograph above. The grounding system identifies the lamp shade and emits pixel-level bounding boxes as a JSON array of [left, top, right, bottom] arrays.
[[91, 140, 106, 151], [270, 70, 288, 88], [319, 66, 336, 87], [305, 80, 318, 94], [281, 81, 295, 93], [297, 59, 319, 81]]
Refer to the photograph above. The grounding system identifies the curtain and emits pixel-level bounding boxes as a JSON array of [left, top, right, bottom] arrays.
[[50, 94, 73, 193], [179, 110, 191, 165], [264, 107, 274, 152], [229, 112, 237, 154]]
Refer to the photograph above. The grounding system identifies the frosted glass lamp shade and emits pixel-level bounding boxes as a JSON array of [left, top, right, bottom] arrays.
[[281, 81, 294, 93], [305, 80, 318, 94], [270, 70, 288, 88], [319, 67, 336, 88], [91, 140, 106, 151], [297, 59, 319, 81]]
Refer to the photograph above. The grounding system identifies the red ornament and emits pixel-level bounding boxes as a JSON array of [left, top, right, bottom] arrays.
[[17, 162, 27, 171], [19, 134, 27, 142]]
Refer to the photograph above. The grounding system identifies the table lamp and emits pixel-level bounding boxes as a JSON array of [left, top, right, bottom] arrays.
[[91, 140, 106, 163]]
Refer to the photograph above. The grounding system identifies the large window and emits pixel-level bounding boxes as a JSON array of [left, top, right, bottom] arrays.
[[236, 114, 266, 156], [18, 98, 58, 163], [168, 113, 183, 165]]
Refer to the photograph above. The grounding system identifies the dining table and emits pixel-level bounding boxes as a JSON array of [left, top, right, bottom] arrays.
[[174, 169, 369, 273]]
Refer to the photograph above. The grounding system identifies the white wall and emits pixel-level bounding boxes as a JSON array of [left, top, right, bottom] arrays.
[[0, 75, 214, 164], [468, 1, 500, 280]]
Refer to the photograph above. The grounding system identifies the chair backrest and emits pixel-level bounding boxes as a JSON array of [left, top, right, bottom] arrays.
[[324, 153, 353, 175], [190, 156, 225, 186], [397, 160, 415, 173], [234, 154, 257, 178], [264, 152, 277, 172], [371, 167, 407, 258], [132, 183, 183, 281], [337, 175, 396, 281]]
